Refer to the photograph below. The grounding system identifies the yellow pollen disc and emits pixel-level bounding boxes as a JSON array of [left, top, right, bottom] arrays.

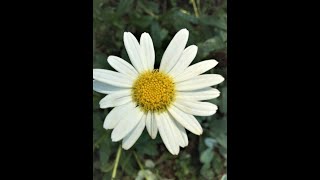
[[132, 70, 176, 113]]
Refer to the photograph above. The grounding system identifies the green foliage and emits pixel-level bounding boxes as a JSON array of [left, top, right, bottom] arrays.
[[93, 0, 227, 179]]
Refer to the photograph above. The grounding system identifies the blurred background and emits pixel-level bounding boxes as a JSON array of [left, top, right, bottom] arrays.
[[93, 0, 227, 179]]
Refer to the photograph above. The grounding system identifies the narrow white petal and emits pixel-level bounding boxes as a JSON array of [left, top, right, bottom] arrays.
[[124, 32, 147, 72], [174, 60, 218, 82], [111, 105, 144, 142], [107, 56, 138, 77], [176, 87, 221, 101], [99, 90, 131, 109], [145, 111, 157, 139], [176, 74, 225, 91], [156, 113, 179, 155], [160, 29, 189, 73], [172, 117, 188, 147], [174, 100, 218, 116], [163, 112, 187, 148], [93, 80, 127, 94], [168, 45, 198, 77], [93, 69, 134, 88], [140, 33, 155, 70], [167, 105, 203, 135], [103, 102, 135, 129], [122, 114, 146, 150]]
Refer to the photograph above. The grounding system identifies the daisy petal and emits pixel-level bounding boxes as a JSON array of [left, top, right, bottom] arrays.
[[174, 60, 218, 82], [99, 90, 131, 108], [107, 56, 138, 77], [160, 29, 189, 73], [111, 105, 144, 142], [140, 32, 155, 70], [124, 32, 147, 72], [156, 113, 179, 155], [122, 114, 146, 150], [176, 74, 225, 91], [145, 111, 157, 139], [163, 112, 187, 148], [93, 69, 134, 88], [174, 100, 218, 116], [172, 116, 188, 147], [168, 45, 198, 77], [176, 87, 220, 101], [168, 105, 203, 135], [93, 80, 126, 94], [103, 102, 135, 129]]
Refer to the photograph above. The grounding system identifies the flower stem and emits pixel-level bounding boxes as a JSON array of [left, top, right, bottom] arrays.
[[133, 151, 144, 170], [191, 0, 200, 17], [111, 145, 122, 179]]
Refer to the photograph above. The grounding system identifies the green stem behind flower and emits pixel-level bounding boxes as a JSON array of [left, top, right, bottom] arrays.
[[191, 0, 200, 17], [111, 145, 122, 179], [133, 151, 144, 170]]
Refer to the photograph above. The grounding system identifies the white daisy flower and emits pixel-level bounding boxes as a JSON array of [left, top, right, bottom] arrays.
[[93, 29, 224, 155]]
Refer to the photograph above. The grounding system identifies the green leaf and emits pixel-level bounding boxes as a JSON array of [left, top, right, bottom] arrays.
[[151, 22, 168, 48], [197, 37, 226, 60], [119, 151, 136, 176], [217, 133, 227, 149], [164, 9, 194, 31], [99, 137, 112, 171], [93, 93, 102, 110], [200, 148, 214, 165], [200, 163, 214, 179], [204, 138, 217, 149], [169, 0, 177, 7], [199, 15, 227, 31], [116, 0, 134, 16], [93, 52, 109, 69], [177, 9, 199, 24], [131, 15, 153, 29], [209, 118, 227, 150], [139, 141, 158, 156], [137, 0, 159, 14], [220, 86, 227, 114]]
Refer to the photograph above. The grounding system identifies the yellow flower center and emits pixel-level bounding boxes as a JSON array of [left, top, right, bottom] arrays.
[[132, 70, 176, 113]]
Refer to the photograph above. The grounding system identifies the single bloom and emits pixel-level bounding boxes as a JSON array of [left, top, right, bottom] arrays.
[[93, 29, 224, 155]]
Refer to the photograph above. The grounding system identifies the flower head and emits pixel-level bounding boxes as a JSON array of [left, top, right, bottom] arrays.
[[93, 29, 224, 155]]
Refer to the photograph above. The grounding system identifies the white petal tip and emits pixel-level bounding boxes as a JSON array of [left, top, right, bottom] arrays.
[[99, 104, 106, 109], [179, 28, 189, 35], [103, 124, 110, 130], [212, 59, 218, 63], [190, 44, 198, 49], [122, 145, 130, 150], [180, 28, 188, 32], [106, 55, 114, 62], [210, 59, 219, 66], [111, 133, 121, 142], [196, 130, 203, 135], [194, 129, 203, 135], [216, 75, 225, 84]]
